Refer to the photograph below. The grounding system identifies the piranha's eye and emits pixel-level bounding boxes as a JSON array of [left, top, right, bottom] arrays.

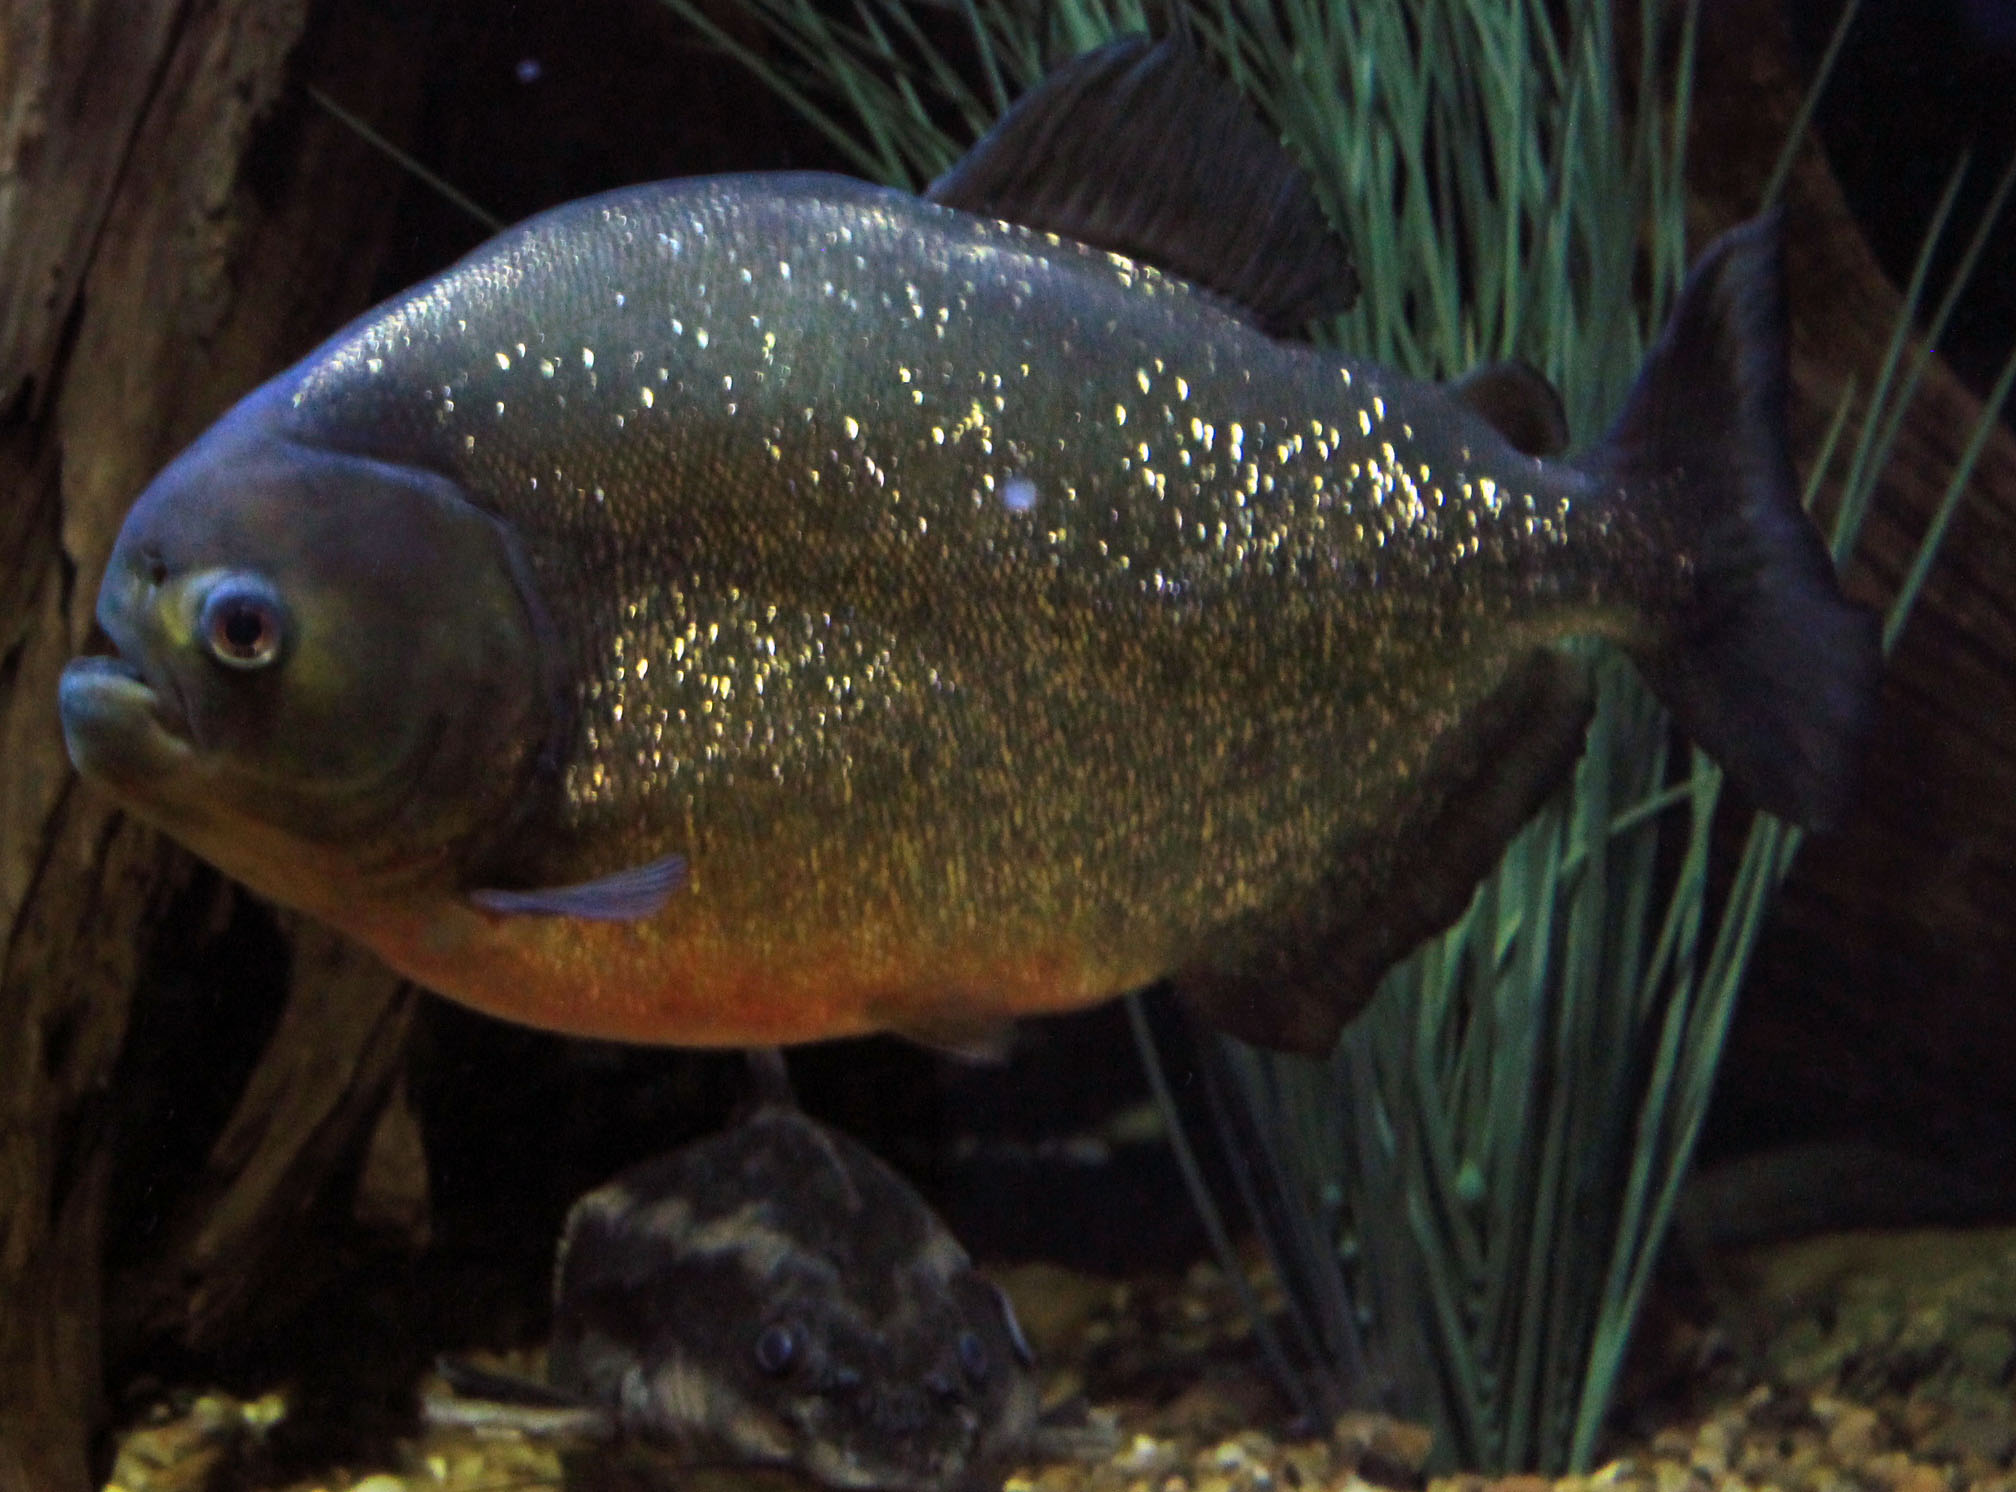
[[956, 1329, 989, 1383], [198, 577, 288, 671], [754, 1321, 801, 1376]]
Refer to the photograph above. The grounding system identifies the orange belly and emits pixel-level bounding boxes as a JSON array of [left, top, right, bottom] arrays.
[[343, 890, 1141, 1047]]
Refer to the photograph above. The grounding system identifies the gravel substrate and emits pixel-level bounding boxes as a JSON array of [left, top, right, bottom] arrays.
[[102, 1228, 2016, 1492]]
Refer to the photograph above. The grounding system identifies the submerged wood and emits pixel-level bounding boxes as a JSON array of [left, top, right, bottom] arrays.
[[1682, 0, 2016, 1161], [0, 0, 436, 1485]]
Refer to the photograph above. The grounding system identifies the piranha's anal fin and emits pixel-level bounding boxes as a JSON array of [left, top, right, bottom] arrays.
[[1593, 209, 1881, 829], [1453, 359, 1571, 458], [1178, 649, 1594, 1055], [468, 853, 686, 921], [926, 36, 1357, 335]]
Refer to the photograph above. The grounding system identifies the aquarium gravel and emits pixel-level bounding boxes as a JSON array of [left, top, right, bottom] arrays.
[[102, 1230, 2016, 1492]]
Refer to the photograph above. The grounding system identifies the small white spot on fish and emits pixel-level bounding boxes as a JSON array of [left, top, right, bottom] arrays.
[[640, 387, 655, 408], [1136, 369, 1151, 393], [366, 356, 384, 375], [778, 261, 791, 279], [695, 329, 709, 349], [1114, 404, 1128, 426], [582, 348, 595, 369], [1358, 408, 1373, 436], [1373, 395, 1386, 421], [1002, 476, 1038, 512], [494, 351, 511, 370], [844, 416, 860, 440], [615, 291, 626, 308]]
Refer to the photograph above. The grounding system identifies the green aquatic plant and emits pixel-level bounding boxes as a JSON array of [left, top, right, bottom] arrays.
[[647, 0, 2016, 1472]]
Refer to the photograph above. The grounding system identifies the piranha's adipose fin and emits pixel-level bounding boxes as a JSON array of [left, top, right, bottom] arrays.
[[1179, 649, 1596, 1055], [927, 35, 1357, 335], [468, 853, 686, 921], [1452, 359, 1572, 457], [1592, 210, 1881, 829]]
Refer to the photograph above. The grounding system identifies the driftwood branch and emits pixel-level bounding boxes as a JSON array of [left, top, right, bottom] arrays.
[[0, 0, 437, 1483]]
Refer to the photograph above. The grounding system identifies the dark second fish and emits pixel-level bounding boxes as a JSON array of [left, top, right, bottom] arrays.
[[57, 38, 1879, 1055]]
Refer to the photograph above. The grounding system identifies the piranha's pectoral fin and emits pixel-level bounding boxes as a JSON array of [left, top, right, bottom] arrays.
[[926, 35, 1357, 335], [1452, 359, 1572, 457], [1177, 649, 1594, 1055], [1590, 209, 1881, 829], [468, 853, 686, 921]]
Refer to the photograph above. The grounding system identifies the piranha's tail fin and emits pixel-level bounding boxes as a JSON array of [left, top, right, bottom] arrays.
[[1591, 209, 1881, 829]]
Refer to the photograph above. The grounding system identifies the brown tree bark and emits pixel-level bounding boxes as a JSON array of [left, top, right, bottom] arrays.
[[0, 2, 434, 1484], [1680, 0, 2016, 1160]]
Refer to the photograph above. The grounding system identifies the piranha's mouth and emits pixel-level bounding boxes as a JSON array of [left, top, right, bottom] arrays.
[[58, 650, 195, 785]]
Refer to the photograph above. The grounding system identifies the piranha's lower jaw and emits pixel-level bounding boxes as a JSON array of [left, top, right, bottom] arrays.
[[58, 654, 194, 795]]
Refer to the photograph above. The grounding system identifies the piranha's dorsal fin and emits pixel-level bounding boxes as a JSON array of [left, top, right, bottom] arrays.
[[468, 852, 686, 921], [1177, 649, 1594, 1055], [1587, 209, 1880, 829], [1452, 359, 1572, 457], [926, 35, 1357, 336]]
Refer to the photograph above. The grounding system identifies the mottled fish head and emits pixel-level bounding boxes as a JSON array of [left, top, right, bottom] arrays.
[[554, 1111, 1043, 1491], [609, 1252, 1039, 1492], [58, 377, 559, 910], [744, 1259, 1039, 1491]]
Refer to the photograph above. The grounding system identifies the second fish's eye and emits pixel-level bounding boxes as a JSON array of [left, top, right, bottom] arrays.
[[200, 578, 287, 670], [754, 1322, 801, 1375]]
